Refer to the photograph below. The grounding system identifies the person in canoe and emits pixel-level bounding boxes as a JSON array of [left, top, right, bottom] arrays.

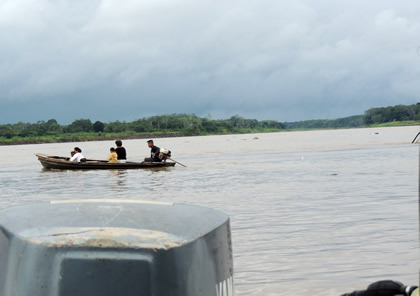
[[69, 147, 86, 162], [108, 147, 118, 163], [115, 140, 127, 163], [144, 140, 162, 162]]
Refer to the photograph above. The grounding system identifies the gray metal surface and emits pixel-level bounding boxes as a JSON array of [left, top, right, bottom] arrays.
[[0, 200, 234, 296]]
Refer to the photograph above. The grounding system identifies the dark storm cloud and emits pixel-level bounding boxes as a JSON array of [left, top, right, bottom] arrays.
[[1, 0, 420, 123]]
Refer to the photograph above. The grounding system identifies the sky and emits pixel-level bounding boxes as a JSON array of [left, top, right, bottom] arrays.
[[1, 0, 420, 124]]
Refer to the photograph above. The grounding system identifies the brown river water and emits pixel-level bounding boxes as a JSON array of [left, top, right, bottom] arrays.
[[0, 126, 419, 295]]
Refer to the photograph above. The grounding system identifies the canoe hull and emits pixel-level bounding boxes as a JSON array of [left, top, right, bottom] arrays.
[[36, 153, 176, 170]]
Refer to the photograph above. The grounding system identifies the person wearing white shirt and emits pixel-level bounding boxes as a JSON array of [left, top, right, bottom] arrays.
[[69, 147, 86, 162]]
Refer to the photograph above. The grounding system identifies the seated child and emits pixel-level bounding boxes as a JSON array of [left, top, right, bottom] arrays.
[[108, 147, 118, 163]]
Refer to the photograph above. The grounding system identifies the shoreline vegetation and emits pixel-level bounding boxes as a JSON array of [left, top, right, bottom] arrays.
[[1, 104, 419, 146]]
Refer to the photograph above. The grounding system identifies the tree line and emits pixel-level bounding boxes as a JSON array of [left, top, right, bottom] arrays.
[[285, 115, 365, 129], [1, 103, 418, 140], [286, 103, 419, 129], [0, 114, 285, 139], [364, 103, 420, 125]]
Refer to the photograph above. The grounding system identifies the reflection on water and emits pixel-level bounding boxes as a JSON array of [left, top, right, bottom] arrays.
[[109, 170, 128, 190], [0, 126, 419, 295]]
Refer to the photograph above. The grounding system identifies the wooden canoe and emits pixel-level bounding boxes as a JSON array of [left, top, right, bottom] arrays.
[[35, 153, 176, 170]]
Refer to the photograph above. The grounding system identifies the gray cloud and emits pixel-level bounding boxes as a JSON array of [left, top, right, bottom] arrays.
[[1, 0, 420, 123]]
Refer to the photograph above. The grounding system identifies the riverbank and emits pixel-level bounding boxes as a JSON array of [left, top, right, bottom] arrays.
[[368, 120, 420, 127], [1, 122, 419, 146], [0, 132, 190, 146], [0, 128, 282, 146]]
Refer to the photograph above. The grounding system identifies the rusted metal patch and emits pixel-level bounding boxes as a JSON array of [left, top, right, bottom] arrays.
[[24, 227, 183, 250]]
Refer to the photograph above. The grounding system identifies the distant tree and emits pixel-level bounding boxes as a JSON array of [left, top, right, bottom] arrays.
[[47, 119, 57, 124], [0, 125, 14, 138], [45, 119, 62, 134], [244, 119, 259, 129], [93, 121, 105, 133], [228, 115, 244, 129], [66, 119, 93, 133], [364, 103, 420, 125], [259, 120, 285, 129], [202, 118, 220, 133], [129, 119, 150, 132], [104, 121, 127, 133]]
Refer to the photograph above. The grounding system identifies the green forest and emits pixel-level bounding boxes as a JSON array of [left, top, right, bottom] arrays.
[[364, 103, 420, 124], [287, 103, 420, 129], [0, 114, 285, 144], [1, 103, 419, 145]]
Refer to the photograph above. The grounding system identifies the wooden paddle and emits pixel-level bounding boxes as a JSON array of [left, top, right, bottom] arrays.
[[167, 157, 187, 167], [412, 132, 420, 144]]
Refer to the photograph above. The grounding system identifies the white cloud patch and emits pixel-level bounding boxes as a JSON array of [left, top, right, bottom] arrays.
[[1, 0, 420, 122]]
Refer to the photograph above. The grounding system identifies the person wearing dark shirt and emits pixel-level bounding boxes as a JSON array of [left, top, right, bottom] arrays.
[[115, 140, 127, 163], [144, 140, 162, 162]]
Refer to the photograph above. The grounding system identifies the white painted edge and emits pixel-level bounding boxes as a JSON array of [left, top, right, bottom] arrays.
[[50, 199, 173, 206]]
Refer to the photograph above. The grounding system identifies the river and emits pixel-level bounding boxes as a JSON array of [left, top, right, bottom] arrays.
[[0, 126, 419, 295]]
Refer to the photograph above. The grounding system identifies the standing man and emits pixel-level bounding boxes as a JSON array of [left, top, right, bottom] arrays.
[[144, 140, 161, 162]]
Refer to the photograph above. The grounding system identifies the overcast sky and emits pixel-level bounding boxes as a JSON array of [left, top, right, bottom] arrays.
[[1, 0, 420, 124]]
